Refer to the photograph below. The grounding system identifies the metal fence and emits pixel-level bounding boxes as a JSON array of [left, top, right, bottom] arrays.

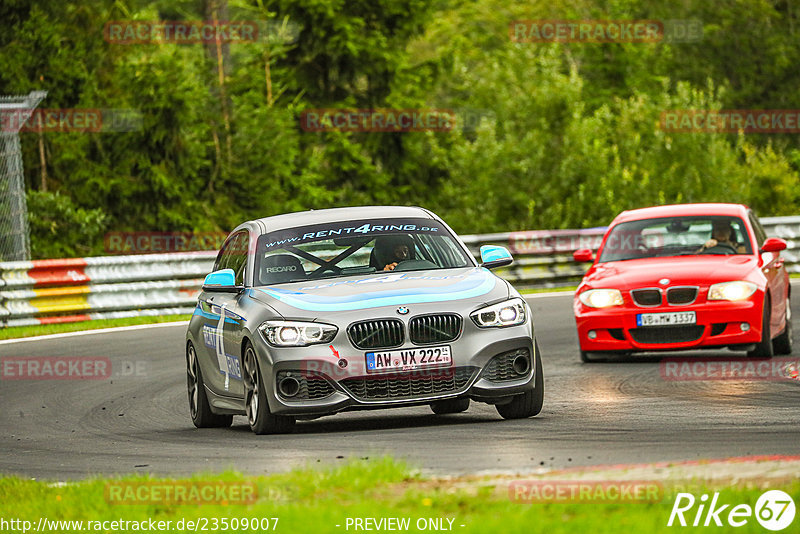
[[0, 91, 46, 262], [0, 252, 214, 327], [1, 216, 799, 327]]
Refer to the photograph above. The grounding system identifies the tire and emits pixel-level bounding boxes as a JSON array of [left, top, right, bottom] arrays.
[[430, 398, 470, 415], [243, 342, 295, 435], [580, 350, 597, 363], [773, 295, 793, 355], [748, 296, 774, 359], [187, 342, 233, 428], [497, 341, 544, 419]]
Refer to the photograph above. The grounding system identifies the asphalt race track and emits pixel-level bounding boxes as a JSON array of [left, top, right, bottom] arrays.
[[1, 292, 799, 480]]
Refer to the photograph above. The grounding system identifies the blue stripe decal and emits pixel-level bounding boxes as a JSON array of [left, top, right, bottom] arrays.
[[192, 307, 241, 325], [257, 274, 497, 311]]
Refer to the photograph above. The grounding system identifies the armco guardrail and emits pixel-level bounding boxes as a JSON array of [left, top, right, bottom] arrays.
[[461, 227, 608, 289], [2, 216, 799, 327], [0, 252, 215, 327]]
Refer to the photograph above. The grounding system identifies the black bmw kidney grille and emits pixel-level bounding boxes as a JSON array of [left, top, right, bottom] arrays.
[[667, 287, 698, 305], [631, 289, 662, 306], [347, 319, 404, 349], [629, 325, 704, 344], [409, 314, 462, 344], [340, 367, 477, 400]]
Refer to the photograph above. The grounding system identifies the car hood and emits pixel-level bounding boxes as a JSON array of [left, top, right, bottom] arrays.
[[582, 255, 759, 290], [250, 267, 508, 315]]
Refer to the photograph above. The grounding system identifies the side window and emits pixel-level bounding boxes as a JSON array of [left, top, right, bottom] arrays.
[[748, 212, 767, 248], [213, 244, 228, 272], [214, 231, 249, 285]]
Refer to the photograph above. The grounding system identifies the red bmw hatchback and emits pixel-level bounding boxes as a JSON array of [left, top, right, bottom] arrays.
[[573, 203, 792, 361]]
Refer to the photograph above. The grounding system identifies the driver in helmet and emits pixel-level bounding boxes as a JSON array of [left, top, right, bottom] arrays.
[[373, 235, 413, 271], [382, 242, 411, 271], [698, 220, 746, 254]]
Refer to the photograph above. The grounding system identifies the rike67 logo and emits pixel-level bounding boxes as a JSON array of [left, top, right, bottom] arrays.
[[668, 490, 796, 531]]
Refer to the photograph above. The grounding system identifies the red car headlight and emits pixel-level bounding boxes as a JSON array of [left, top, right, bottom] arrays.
[[708, 281, 757, 301], [578, 289, 624, 308]]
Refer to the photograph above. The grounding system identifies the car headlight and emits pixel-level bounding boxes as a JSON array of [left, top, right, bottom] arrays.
[[578, 289, 624, 308], [259, 321, 338, 347], [471, 298, 527, 328], [708, 281, 757, 301]]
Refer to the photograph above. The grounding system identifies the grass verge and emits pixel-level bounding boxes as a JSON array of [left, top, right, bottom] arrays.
[[0, 315, 190, 341], [0, 458, 796, 533], [521, 285, 577, 295]]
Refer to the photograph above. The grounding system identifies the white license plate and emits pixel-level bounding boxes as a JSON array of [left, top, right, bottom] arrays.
[[366, 346, 452, 372], [636, 311, 696, 327]]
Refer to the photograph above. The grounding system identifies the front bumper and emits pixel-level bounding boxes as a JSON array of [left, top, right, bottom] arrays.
[[574, 296, 763, 353], [254, 322, 537, 416]]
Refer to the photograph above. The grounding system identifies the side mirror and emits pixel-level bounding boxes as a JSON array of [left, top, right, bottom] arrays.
[[760, 237, 787, 254], [573, 249, 594, 263], [479, 245, 513, 269], [203, 269, 239, 292]]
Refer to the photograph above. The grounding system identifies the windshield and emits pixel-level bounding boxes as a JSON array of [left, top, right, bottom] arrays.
[[254, 218, 473, 286], [597, 215, 753, 263]]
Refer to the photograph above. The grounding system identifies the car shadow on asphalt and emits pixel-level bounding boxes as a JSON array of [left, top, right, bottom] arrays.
[[226, 411, 506, 435], [582, 350, 761, 364]]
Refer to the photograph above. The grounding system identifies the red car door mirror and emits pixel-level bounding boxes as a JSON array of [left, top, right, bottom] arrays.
[[573, 249, 594, 263], [760, 237, 787, 254]]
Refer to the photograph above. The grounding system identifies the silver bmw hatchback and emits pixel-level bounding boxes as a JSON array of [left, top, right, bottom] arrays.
[[185, 206, 543, 434]]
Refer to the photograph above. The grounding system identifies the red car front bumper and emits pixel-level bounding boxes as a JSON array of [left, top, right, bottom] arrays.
[[574, 294, 763, 353]]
